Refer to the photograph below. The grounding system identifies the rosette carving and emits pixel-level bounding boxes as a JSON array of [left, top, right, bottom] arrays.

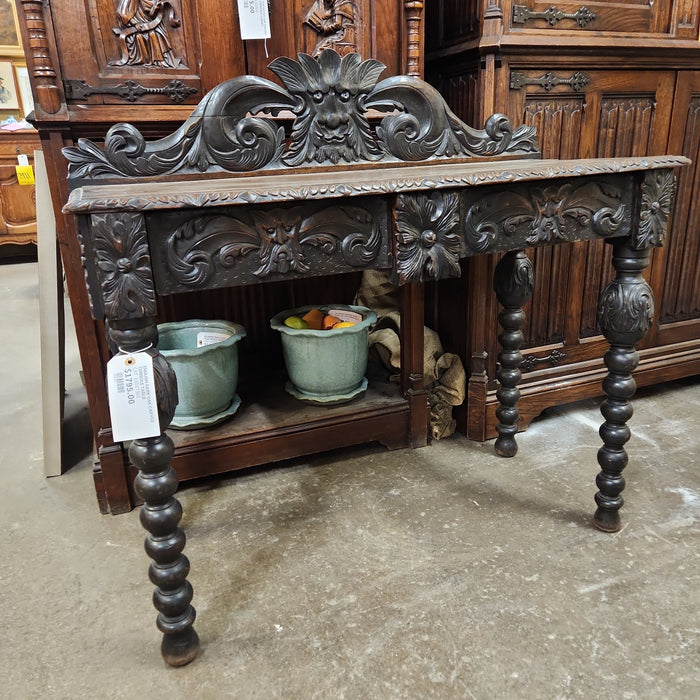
[[635, 169, 676, 249], [64, 50, 539, 181], [392, 192, 461, 284], [165, 204, 381, 288]]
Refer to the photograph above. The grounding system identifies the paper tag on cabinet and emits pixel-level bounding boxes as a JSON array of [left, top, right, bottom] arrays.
[[236, 0, 271, 39], [107, 352, 161, 442]]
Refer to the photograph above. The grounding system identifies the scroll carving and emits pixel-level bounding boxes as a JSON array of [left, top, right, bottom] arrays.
[[165, 204, 381, 288], [464, 180, 626, 252], [635, 169, 676, 249], [110, 0, 183, 68], [63, 49, 539, 180], [91, 212, 157, 320], [392, 192, 461, 285], [304, 0, 358, 56]]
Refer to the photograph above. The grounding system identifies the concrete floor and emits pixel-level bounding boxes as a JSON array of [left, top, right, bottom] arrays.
[[1, 261, 698, 699]]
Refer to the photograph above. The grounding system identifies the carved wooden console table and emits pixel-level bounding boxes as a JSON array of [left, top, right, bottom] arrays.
[[62, 51, 687, 666]]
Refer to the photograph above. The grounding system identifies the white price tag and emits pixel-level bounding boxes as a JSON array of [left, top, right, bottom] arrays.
[[329, 309, 364, 324], [197, 331, 231, 347], [107, 352, 161, 442], [237, 0, 271, 40], [17, 154, 29, 166]]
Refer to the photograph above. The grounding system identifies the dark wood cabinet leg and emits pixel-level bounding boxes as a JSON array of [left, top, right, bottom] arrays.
[[594, 241, 653, 532], [109, 323, 200, 666], [492, 250, 535, 457]]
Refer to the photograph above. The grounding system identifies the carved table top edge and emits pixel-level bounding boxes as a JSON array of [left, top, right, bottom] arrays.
[[63, 155, 689, 214]]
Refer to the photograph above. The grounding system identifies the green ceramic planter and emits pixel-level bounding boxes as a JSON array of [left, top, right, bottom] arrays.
[[157, 319, 246, 429], [270, 304, 377, 405]]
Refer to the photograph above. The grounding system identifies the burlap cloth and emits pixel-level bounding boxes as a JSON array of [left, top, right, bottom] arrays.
[[355, 270, 466, 440]]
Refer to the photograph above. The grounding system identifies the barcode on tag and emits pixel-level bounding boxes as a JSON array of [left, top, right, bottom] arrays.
[[107, 352, 161, 442], [237, 0, 271, 39]]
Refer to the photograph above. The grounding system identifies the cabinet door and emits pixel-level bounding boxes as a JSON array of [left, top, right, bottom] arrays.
[[44, 0, 246, 109], [500, 68, 674, 366], [507, 0, 673, 34], [652, 70, 700, 346]]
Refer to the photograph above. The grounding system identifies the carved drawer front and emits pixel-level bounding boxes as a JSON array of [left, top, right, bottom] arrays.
[[41, 0, 246, 107], [509, 0, 673, 34], [146, 198, 392, 294]]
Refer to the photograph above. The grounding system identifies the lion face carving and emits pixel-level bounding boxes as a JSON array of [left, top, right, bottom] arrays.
[[268, 50, 385, 166]]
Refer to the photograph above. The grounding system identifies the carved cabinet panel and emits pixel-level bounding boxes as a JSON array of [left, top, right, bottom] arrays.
[[30, 0, 245, 111], [425, 1, 700, 440]]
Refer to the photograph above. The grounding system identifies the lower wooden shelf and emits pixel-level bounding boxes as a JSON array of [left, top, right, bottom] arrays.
[[112, 364, 425, 511]]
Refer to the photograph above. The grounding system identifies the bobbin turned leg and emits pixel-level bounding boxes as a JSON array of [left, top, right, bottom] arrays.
[[593, 241, 654, 532], [109, 323, 199, 666], [492, 250, 535, 457]]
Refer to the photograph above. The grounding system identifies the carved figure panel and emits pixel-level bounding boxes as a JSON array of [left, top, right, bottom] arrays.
[[148, 198, 389, 293], [110, 0, 184, 68], [304, 0, 359, 57]]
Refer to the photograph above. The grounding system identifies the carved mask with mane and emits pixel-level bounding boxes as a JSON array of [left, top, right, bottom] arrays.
[[269, 50, 385, 166]]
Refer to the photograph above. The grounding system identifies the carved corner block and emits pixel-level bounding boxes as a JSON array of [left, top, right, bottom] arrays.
[[90, 212, 157, 321], [635, 169, 677, 249]]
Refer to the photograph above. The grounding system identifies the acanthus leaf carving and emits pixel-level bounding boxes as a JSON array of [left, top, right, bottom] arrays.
[[164, 204, 382, 288], [464, 179, 627, 252], [597, 280, 654, 337]]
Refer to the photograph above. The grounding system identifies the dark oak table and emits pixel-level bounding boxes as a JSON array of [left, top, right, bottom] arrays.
[[63, 50, 687, 666]]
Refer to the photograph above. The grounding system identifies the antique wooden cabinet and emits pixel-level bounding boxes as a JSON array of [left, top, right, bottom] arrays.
[[16, 0, 426, 512], [0, 128, 39, 247], [425, 0, 700, 439]]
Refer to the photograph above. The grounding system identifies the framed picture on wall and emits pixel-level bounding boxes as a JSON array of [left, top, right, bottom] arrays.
[[15, 65, 33, 117], [0, 0, 23, 58], [0, 59, 20, 110]]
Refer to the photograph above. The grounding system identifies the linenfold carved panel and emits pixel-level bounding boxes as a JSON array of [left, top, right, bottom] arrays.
[[63, 49, 540, 180], [148, 198, 390, 293]]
